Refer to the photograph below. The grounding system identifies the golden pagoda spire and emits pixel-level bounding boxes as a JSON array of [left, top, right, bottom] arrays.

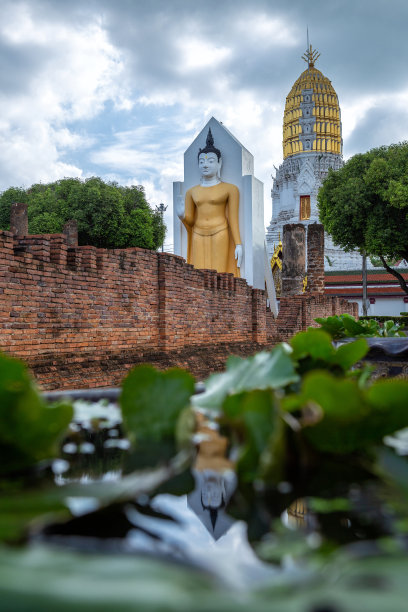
[[283, 38, 341, 159]]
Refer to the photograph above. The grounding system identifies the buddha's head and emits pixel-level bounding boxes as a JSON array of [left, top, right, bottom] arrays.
[[198, 128, 222, 181]]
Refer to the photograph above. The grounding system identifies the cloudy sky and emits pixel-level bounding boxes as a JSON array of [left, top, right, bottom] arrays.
[[1, 0, 408, 250]]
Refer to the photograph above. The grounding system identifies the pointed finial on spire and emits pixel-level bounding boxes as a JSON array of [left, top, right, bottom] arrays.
[[307, 27, 310, 67], [301, 30, 320, 69]]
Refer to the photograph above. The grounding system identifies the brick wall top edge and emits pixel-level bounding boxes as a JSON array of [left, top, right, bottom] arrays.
[[2, 227, 262, 297], [108, 246, 159, 255], [73, 245, 97, 252], [158, 252, 185, 261], [16, 234, 62, 240], [283, 223, 306, 231], [217, 271, 235, 279]]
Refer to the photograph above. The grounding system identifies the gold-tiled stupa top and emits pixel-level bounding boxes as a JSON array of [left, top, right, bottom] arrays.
[[283, 46, 342, 159]]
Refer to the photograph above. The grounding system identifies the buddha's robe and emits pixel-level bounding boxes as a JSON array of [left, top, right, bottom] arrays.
[[182, 182, 241, 276]]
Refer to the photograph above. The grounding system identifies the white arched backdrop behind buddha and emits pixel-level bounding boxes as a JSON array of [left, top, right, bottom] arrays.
[[173, 117, 265, 290]]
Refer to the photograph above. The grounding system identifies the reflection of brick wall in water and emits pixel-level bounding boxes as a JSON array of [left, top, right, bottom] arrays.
[[0, 228, 357, 390]]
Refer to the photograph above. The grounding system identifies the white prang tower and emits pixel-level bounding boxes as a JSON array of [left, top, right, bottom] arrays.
[[266, 44, 361, 271]]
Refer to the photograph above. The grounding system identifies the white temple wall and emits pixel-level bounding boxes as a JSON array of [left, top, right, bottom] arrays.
[[353, 296, 407, 317]]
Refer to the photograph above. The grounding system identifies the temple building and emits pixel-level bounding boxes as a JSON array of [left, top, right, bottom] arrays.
[[266, 45, 408, 316], [266, 44, 362, 271]]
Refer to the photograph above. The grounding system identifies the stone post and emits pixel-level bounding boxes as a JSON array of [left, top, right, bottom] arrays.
[[10, 202, 28, 236], [63, 220, 78, 247], [306, 224, 325, 294], [281, 223, 306, 296]]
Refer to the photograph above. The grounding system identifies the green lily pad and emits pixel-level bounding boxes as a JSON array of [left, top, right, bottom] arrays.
[[120, 366, 195, 447], [222, 389, 284, 481], [331, 338, 369, 369], [290, 329, 335, 362], [0, 353, 73, 475], [0, 486, 69, 543], [193, 345, 298, 411]]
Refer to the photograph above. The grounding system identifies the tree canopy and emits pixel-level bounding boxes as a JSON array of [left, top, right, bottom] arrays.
[[0, 177, 166, 250], [318, 142, 408, 294]]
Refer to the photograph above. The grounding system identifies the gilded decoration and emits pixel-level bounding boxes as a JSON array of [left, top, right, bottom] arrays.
[[283, 45, 342, 159], [271, 237, 282, 297]]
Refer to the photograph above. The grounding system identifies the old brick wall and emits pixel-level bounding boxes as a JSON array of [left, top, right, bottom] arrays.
[[306, 224, 325, 294], [0, 229, 356, 390], [0, 231, 160, 386], [156, 254, 256, 350], [276, 294, 357, 342]]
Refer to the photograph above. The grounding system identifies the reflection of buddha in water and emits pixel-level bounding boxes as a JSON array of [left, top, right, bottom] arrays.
[[187, 411, 237, 540], [177, 129, 243, 276]]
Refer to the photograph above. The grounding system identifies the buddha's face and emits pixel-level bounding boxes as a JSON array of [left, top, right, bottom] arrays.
[[198, 152, 221, 180]]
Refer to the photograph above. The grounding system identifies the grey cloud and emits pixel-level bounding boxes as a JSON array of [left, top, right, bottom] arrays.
[[79, 1, 296, 95], [345, 105, 408, 156], [98, 0, 408, 139], [7, 0, 408, 106], [0, 40, 49, 94], [2, 0, 408, 193]]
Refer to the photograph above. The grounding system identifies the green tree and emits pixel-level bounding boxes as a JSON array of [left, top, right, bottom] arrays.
[[152, 208, 166, 250], [0, 186, 26, 229], [0, 177, 166, 250], [318, 142, 408, 294]]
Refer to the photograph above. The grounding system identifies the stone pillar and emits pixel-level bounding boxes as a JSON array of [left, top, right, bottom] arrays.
[[63, 220, 78, 247], [281, 223, 306, 296], [10, 203, 28, 236], [306, 224, 325, 294]]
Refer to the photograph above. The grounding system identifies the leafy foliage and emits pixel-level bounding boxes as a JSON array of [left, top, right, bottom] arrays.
[[192, 345, 298, 412], [360, 315, 408, 326], [221, 389, 285, 482], [0, 356, 195, 545], [284, 372, 408, 453], [0, 353, 73, 475], [0, 487, 69, 544], [3, 330, 408, 608], [318, 142, 408, 293], [121, 365, 195, 464], [0, 177, 166, 250], [315, 313, 406, 339], [289, 327, 370, 372], [191, 328, 408, 481]]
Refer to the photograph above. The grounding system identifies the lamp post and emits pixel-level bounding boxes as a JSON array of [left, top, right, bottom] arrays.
[[155, 203, 167, 252], [362, 251, 368, 316]]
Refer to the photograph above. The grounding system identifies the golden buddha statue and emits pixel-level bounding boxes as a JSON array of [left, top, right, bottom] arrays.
[[177, 129, 242, 276]]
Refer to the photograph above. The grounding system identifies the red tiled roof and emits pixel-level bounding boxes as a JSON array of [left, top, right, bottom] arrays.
[[325, 271, 408, 284], [324, 269, 408, 298], [325, 287, 407, 297]]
